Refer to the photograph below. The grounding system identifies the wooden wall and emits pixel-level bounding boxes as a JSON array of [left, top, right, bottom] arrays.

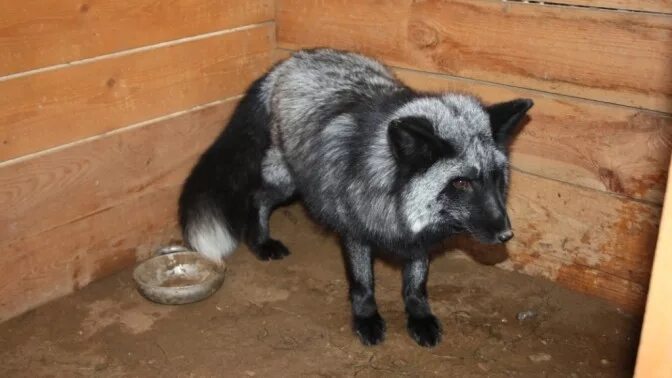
[[277, 0, 672, 312], [0, 0, 275, 322]]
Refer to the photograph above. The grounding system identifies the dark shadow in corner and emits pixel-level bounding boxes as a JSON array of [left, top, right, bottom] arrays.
[[461, 239, 510, 266], [429, 234, 510, 266]]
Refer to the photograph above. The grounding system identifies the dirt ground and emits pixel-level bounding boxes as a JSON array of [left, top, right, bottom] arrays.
[[0, 206, 641, 377]]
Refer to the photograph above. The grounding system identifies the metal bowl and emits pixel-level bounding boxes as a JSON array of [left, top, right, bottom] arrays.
[[133, 249, 226, 305]]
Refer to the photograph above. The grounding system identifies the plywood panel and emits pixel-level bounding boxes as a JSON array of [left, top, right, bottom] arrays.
[[462, 171, 661, 312], [394, 69, 672, 204], [635, 156, 672, 377], [0, 0, 274, 76], [0, 24, 274, 161], [0, 99, 237, 322], [277, 0, 672, 112]]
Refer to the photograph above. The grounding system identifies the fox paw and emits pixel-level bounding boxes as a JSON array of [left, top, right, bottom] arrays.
[[354, 313, 386, 346], [253, 239, 290, 260], [407, 314, 442, 347]]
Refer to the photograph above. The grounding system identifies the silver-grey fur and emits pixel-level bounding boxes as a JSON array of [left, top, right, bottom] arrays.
[[178, 48, 533, 347]]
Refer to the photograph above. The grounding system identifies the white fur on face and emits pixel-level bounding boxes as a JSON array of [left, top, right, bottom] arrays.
[[402, 135, 506, 234], [402, 160, 459, 233]]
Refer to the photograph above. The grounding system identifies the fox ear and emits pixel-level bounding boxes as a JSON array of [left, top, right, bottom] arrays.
[[486, 98, 534, 148], [388, 116, 452, 169]]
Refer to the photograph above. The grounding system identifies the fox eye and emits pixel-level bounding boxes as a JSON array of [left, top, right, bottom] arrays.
[[451, 178, 472, 190]]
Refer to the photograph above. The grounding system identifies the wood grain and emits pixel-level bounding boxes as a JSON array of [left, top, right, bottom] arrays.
[[462, 171, 661, 312], [549, 0, 672, 14], [0, 97, 235, 255], [635, 155, 672, 377], [0, 99, 236, 322], [0, 24, 274, 161], [394, 69, 672, 204], [0, 0, 274, 76], [277, 0, 672, 112], [0, 189, 180, 323]]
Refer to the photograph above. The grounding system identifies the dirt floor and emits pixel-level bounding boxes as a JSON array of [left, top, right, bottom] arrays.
[[0, 207, 641, 377]]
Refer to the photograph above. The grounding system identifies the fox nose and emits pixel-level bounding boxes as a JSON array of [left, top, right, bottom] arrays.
[[497, 230, 514, 242]]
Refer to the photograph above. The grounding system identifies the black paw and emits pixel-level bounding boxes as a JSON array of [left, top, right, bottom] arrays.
[[353, 313, 386, 346], [253, 239, 290, 261], [407, 314, 442, 347]]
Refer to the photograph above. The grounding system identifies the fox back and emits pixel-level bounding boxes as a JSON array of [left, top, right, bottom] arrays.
[[259, 49, 530, 251]]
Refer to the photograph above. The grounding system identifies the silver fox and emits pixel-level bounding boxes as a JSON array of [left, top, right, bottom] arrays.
[[179, 48, 533, 347]]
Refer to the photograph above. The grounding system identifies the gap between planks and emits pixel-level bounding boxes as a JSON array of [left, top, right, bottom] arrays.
[[510, 166, 663, 208], [502, 0, 672, 15], [0, 21, 275, 83], [0, 96, 242, 169]]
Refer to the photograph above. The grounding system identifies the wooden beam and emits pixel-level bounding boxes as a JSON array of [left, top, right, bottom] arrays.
[[635, 154, 672, 376]]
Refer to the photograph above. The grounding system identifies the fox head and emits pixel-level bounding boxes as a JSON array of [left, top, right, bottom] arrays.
[[389, 95, 533, 244]]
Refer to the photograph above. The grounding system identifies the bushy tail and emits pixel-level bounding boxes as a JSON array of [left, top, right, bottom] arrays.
[[178, 76, 271, 262]]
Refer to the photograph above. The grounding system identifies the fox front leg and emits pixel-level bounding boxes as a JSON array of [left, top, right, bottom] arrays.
[[403, 256, 442, 347], [342, 237, 385, 346]]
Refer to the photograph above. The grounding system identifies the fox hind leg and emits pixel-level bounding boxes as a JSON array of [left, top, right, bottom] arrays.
[[246, 147, 296, 260]]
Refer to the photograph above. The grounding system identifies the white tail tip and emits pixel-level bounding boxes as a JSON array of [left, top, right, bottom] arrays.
[[186, 213, 238, 263]]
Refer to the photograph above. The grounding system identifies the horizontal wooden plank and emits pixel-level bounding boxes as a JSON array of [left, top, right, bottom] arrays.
[[0, 24, 274, 161], [277, 0, 672, 112], [393, 69, 672, 204], [0, 188, 180, 323], [548, 0, 672, 14], [0, 0, 274, 77], [0, 99, 236, 322], [461, 171, 661, 312]]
